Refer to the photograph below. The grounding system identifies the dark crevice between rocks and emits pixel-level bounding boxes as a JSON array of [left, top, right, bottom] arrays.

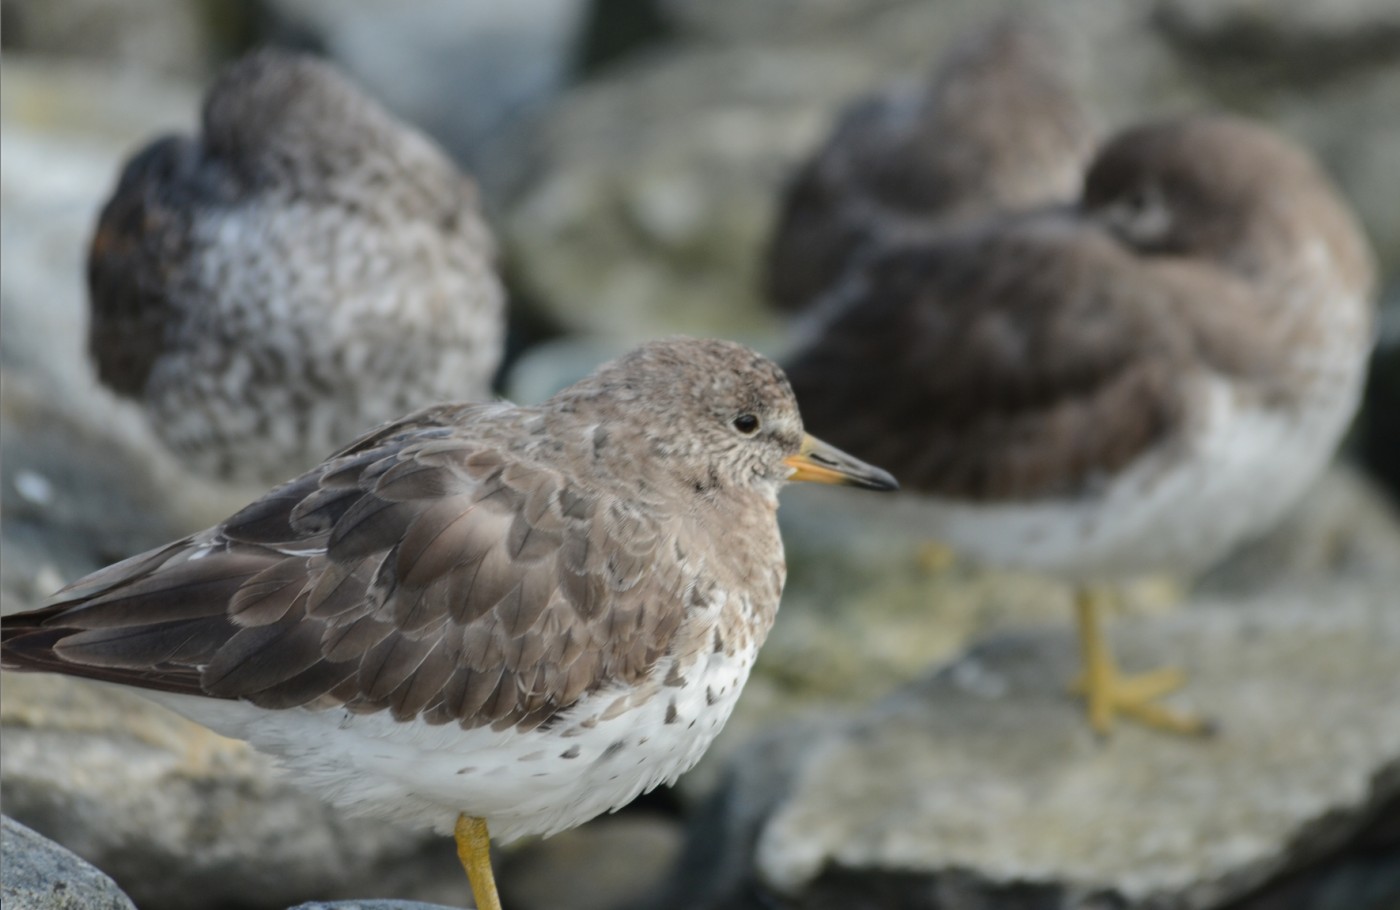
[[573, 0, 677, 79], [1359, 294, 1400, 505], [1224, 788, 1400, 910], [493, 253, 571, 394]]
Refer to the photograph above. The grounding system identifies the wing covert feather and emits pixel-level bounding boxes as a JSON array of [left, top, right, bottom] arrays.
[[3, 408, 694, 730]]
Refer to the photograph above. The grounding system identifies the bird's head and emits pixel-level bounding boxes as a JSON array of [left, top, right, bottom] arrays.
[[553, 338, 898, 501]]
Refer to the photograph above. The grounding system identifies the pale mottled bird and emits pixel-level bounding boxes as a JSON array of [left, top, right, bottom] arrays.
[[87, 49, 505, 485], [2, 338, 896, 910], [785, 116, 1376, 734], [766, 15, 1096, 316]]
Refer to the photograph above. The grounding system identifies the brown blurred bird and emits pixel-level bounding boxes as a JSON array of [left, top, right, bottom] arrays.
[[784, 115, 1376, 735], [766, 15, 1097, 316], [87, 49, 505, 485], [2, 338, 896, 910]]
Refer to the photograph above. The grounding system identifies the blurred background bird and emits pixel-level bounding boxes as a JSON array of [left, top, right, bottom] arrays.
[[87, 49, 506, 486], [782, 110, 1376, 733]]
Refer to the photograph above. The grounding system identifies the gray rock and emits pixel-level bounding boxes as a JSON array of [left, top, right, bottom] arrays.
[[1, 816, 136, 910], [0, 672, 468, 910], [0, 0, 223, 79], [664, 576, 1400, 910], [262, 0, 587, 189], [659, 0, 914, 44], [499, 40, 854, 343], [1154, 0, 1400, 68]]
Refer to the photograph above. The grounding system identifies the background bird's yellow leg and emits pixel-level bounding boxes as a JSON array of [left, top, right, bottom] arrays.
[[1070, 587, 1211, 737], [455, 814, 503, 910], [915, 539, 957, 573], [1074, 587, 1115, 733]]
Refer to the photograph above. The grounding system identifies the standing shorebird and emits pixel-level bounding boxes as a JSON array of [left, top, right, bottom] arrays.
[[87, 49, 505, 485], [766, 15, 1096, 317], [2, 338, 897, 910], [783, 116, 1376, 734]]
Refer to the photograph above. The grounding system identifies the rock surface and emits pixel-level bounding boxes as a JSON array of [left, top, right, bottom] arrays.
[[0, 0, 224, 79], [0, 671, 467, 910], [658, 564, 1400, 909], [1, 816, 136, 910], [262, 0, 587, 187]]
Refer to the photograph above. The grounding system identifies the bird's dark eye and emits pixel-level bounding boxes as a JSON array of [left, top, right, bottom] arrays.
[[733, 414, 760, 435]]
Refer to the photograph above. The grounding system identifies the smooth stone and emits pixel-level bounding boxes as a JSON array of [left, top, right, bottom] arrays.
[[1, 816, 136, 910], [0, 671, 466, 910], [1, 0, 221, 79], [261, 0, 587, 186], [661, 573, 1400, 909]]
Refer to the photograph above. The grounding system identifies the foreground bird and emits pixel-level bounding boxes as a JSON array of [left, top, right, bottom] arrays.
[[785, 115, 1376, 735], [87, 49, 505, 484], [766, 15, 1096, 316], [2, 338, 897, 910]]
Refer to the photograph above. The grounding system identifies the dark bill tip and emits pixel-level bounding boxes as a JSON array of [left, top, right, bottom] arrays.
[[783, 433, 899, 492]]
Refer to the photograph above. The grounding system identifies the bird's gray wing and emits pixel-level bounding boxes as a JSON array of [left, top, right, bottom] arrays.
[[1, 405, 690, 732], [785, 215, 1286, 501]]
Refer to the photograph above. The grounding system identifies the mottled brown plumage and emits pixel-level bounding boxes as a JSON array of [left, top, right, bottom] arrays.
[[788, 210, 1294, 501], [787, 116, 1374, 509], [3, 338, 894, 846], [766, 15, 1096, 314]]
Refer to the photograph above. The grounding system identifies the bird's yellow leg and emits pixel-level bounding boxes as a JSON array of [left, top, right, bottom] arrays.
[[915, 540, 957, 573], [1070, 588, 1210, 737], [454, 814, 503, 910]]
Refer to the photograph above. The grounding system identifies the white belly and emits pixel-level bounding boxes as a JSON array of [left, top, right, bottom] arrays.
[[140, 640, 759, 842], [923, 369, 1365, 580]]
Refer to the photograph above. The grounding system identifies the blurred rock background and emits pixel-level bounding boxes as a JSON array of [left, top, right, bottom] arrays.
[[1, 1, 1398, 909]]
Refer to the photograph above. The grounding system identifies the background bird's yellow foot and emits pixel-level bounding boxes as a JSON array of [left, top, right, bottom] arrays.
[[1072, 587, 1215, 737], [1068, 666, 1213, 736], [915, 540, 958, 574]]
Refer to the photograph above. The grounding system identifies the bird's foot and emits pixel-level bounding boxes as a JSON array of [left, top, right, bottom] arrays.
[[1068, 665, 1212, 737], [915, 540, 957, 574]]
